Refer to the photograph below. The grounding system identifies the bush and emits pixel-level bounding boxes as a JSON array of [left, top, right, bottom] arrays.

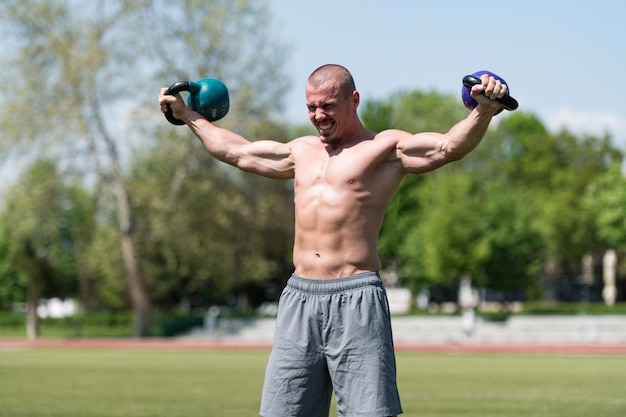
[[520, 301, 626, 315], [0, 312, 134, 338], [0, 311, 206, 338]]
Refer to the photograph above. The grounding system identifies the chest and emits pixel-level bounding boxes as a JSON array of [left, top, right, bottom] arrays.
[[293, 140, 392, 190], [292, 138, 406, 215]]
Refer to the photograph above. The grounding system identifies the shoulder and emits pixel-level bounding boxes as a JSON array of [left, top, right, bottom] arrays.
[[374, 129, 413, 144], [291, 135, 320, 145], [290, 135, 323, 153], [371, 129, 416, 154]]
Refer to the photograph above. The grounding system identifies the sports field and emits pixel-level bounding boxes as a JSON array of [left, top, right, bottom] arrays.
[[1, 344, 625, 417]]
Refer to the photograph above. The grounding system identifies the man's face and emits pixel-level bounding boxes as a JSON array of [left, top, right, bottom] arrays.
[[305, 80, 356, 145]]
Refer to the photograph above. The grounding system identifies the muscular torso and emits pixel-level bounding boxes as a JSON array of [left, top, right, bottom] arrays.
[[291, 133, 405, 278]]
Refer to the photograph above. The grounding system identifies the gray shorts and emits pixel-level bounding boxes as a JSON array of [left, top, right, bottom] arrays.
[[260, 272, 403, 417]]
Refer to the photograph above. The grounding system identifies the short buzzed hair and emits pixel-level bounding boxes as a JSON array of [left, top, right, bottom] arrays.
[[307, 64, 356, 98]]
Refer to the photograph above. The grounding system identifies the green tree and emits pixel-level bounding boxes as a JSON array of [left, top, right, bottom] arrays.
[[392, 170, 543, 298], [0, 0, 154, 336], [487, 114, 622, 284], [475, 181, 544, 296], [139, 0, 291, 133], [0, 226, 28, 311], [127, 128, 294, 310], [363, 89, 623, 302], [129, 0, 293, 310], [362, 89, 468, 134], [584, 163, 626, 252], [0, 0, 291, 331], [362, 90, 468, 268], [0, 159, 95, 338], [398, 171, 488, 289]]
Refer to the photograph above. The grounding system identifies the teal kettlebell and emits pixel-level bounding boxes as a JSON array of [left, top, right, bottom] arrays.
[[164, 78, 229, 125]]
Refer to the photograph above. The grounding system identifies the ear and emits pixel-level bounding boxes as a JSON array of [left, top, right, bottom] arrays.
[[352, 90, 360, 108]]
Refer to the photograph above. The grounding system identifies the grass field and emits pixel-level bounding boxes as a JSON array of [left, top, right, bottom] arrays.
[[1, 346, 625, 417]]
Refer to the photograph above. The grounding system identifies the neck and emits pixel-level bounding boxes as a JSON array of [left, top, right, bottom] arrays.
[[327, 127, 374, 151]]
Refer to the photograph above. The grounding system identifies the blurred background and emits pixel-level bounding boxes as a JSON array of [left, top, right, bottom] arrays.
[[0, 0, 624, 339]]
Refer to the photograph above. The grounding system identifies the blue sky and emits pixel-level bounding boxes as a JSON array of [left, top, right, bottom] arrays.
[[269, 0, 625, 148]]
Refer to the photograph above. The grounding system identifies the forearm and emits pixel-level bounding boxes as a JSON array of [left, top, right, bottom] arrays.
[[444, 104, 497, 160], [184, 109, 249, 166]]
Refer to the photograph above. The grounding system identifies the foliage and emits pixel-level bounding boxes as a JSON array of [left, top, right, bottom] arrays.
[[0, 311, 213, 338], [399, 171, 544, 294], [127, 132, 294, 309], [519, 301, 626, 315], [484, 115, 622, 277], [362, 89, 468, 134], [0, 0, 291, 324], [366, 94, 623, 300], [136, 0, 291, 132], [366, 91, 467, 274], [0, 0, 163, 336], [0, 227, 28, 309], [0, 2, 624, 313], [0, 160, 95, 309], [0, 311, 135, 338], [584, 162, 626, 251]]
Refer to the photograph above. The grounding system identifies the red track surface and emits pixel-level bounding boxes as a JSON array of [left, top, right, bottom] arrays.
[[1, 338, 625, 354]]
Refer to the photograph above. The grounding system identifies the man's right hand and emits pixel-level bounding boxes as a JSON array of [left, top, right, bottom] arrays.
[[159, 88, 188, 122]]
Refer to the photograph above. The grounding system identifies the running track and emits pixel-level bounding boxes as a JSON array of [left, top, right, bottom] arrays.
[[1, 338, 625, 354]]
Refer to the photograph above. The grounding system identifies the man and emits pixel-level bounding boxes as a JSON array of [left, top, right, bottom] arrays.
[[159, 64, 508, 417]]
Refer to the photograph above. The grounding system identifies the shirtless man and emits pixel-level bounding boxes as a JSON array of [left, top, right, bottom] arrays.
[[159, 64, 508, 417]]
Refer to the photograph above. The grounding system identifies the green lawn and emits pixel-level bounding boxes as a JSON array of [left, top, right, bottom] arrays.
[[1, 347, 624, 417]]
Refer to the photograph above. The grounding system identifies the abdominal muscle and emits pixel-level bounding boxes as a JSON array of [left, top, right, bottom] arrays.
[[289, 134, 403, 279], [292, 173, 387, 279]]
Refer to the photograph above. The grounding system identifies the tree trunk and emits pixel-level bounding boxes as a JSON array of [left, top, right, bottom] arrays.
[[112, 179, 152, 337], [26, 279, 39, 341], [120, 231, 152, 337], [89, 88, 153, 338]]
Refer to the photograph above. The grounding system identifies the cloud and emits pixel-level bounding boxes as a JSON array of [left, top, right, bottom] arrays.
[[545, 108, 625, 148]]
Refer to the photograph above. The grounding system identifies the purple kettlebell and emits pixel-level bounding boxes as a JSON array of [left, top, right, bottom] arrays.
[[461, 70, 518, 113]]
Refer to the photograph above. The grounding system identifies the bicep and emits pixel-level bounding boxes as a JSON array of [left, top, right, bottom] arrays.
[[395, 131, 452, 174], [234, 140, 295, 179]]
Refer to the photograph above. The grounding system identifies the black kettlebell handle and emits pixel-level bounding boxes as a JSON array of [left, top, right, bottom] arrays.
[[164, 81, 191, 125], [463, 75, 519, 111]]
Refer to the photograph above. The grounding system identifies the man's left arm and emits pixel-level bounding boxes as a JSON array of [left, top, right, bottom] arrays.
[[394, 74, 507, 174]]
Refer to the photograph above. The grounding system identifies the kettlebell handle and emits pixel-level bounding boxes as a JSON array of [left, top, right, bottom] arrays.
[[463, 75, 519, 111], [164, 81, 191, 125]]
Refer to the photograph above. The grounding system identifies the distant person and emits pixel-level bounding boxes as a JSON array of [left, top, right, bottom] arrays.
[[159, 64, 508, 417]]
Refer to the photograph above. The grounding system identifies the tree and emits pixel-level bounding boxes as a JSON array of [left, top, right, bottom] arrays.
[[362, 90, 468, 269], [487, 114, 623, 284], [136, 0, 291, 133], [0, 159, 95, 339], [397, 171, 488, 290], [127, 0, 293, 310], [390, 170, 543, 299], [0, 0, 291, 333], [0, 0, 153, 336], [0, 227, 28, 311], [584, 163, 626, 252], [363, 89, 624, 302], [127, 128, 294, 310]]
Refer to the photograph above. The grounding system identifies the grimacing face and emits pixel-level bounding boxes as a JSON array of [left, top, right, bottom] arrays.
[[306, 80, 357, 145]]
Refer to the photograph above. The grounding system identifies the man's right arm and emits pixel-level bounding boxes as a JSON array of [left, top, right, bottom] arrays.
[[159, 90, 295, 179]]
